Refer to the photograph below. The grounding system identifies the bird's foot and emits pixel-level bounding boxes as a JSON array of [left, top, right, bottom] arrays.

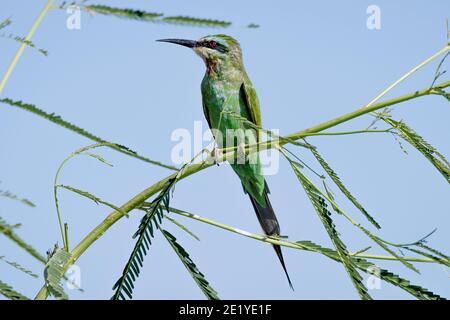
[[237, 143, 246, 163], [211, 148, 223, 166]]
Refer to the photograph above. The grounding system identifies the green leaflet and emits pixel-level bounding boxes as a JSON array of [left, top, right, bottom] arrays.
[[0, 33, 48, 56], [321, 178, 420, 274], [161, 16, 231, 28], [402, 247, 450, 268], [0, 217, 46, 263], [384, 117, 450, 183], [111, 179, 176, 300], [309, 146, 381, 229], [285, 156, 372, 300], [44, 248, 71, 300], [357, 226, 420, 273], [0, 98, 177, 170], [0, 183, 36, 207], [85, 5, 232, 28], [162, 230, 219, 300], [354, 257, 445, 300], [0, 256, 38, 278], [164, 214, 200, 241], [85, 5, 163, 21], [84, 153, 113, 167], [0, 18, 12, 30], [0, 280, 29, 300], [417, 243, 450, 261], [58, 185, 128, 217]]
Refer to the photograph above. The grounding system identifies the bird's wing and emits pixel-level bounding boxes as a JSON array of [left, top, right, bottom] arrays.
[[239, 81, 262, 142]]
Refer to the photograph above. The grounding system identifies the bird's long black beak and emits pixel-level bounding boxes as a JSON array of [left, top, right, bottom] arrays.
[[156, 39, 198, 48]]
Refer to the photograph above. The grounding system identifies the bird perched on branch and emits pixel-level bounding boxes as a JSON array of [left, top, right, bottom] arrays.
[[158, 34, 293, 289]]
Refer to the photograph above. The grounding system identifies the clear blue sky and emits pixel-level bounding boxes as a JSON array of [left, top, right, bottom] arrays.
[[1, 0, 449, 299]]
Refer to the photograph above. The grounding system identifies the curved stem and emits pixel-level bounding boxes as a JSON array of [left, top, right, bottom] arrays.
[[0, 0, 53, 94], [34, 79, 450, 300]]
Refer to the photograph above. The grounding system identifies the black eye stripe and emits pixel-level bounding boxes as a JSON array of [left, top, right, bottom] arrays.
[[201, 40, 228, 53]]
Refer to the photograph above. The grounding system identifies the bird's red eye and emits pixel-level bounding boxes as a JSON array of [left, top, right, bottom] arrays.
[[209, 40, 217, 48]]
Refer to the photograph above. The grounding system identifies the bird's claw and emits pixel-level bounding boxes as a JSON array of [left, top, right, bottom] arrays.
[[237, 143, 246, 163], [212, 148, 223, 166]]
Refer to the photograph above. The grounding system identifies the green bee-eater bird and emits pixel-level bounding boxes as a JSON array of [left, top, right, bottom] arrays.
[[158, 35, 293, 289]]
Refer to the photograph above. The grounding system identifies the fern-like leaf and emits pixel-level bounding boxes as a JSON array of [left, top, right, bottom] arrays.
[[0, 280, 29, 300], [402, 247, 450, 267], [0, 18, 12, 30], [0, 256, 38, 278], [85, 5, 231, 28], [161, 229, 219, 300], [309, 146, 381, 229], [0, 33, 48, 56], [85, 5, 163, 21], [0, 98, 177, 170], [0, 217, 45, 263], [384, 117, 450, 183], [417, 243, 450, 261], [44, 248, 70, 300], [58, 184, 128, 217], [354, 257, 445, 300], [161, 16, 231, 28], [111, 178, 177, 300], [286, 158, 372, 300], [0, 183, 35, 207], [357, 226, 420, 273]]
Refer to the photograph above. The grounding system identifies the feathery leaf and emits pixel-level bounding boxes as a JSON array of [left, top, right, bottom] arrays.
[[0, 18, 12, 30], [309, 146, 381, 229], [111, 178, 177, 300], [0, 33, 48, 56], [417, 243, 450, 261], [44, 248, 70, 300], [0, 256, 38, 278], [85, 5, 163, 21], [0, 217, 46, 263], [58, 184, 128, 217], [384, 117, 450, 182], [0, 280, 29, 300], [0, 98, 177, 170], [0, 183, 35, 207], [161, 16, 231, 28], [286, 156, 372, 300], [85, 5, 231, 28], [162, 230, 219, 299]]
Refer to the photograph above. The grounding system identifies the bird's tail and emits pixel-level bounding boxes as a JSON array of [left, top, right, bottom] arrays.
[[248, 183, 294, 290]]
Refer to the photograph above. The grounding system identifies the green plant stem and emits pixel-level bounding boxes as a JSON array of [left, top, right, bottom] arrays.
[[33, 79, 450, 300], [0, 0, 53, 94], [301, 129, 392, 137], [166, 207, 441, 264], [364, 45, 450, 108]]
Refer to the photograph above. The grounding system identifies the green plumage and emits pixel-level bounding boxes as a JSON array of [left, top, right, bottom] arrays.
[[201, 61, 266, 206]]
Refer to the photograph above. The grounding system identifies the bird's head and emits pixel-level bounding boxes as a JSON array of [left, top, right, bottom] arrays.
[[157, 34, 243, 73]]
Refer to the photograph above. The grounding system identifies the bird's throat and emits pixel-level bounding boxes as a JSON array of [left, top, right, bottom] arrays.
[[205, 57, 220, 76]]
